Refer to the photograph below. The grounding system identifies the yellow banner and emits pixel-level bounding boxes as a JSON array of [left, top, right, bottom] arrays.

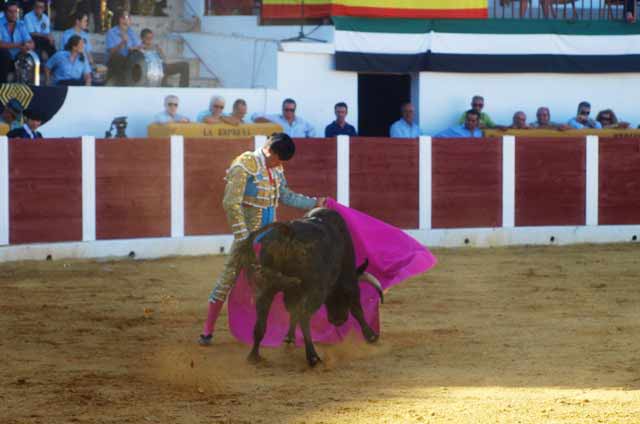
[[147, 123, 283, 138], [484, 129, 640, 138]]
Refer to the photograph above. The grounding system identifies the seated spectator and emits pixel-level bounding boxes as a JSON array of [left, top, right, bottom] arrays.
[[0, 98, 23, 130], [568, 101, 602, 129], [253, 98, 316, 137], [140, 28, 189, 87], [596, 109, 630, 129], [105, 10, 141, 85], [197, 95, 226, 124], [0, 2, 35, 83], [436, 109, 483, 138], [221, 98, 249, 126], [62, 11, 94, 66], [45, 35, 91, 86], [510, 111, 530, 129], [458, 95, 497, 129], [625, 0, 636, 23], [24, 0, 55, 61], [529, 107, 570, 130], [7, 109, 42, 139], [390, 102, 420, 138], [154, 94, 189, 124], [325, 102, 357, 137]]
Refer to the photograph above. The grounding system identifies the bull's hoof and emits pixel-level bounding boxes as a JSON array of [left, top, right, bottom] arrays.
[[307, 354, 321, 367], [247, 353, 262, 364], [284, 335, 295, 344], [365, 332, 379, 344]]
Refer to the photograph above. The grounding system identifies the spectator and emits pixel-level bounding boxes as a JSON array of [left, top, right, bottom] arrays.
[[45, 35, 91, 86], [436, 109, 483, 138], [568, 101, 602, 129], [511, 111, 529, 129], [140, 28, 189, 87], [7, 109, 42, 139], [253, 98, 316, 138], [0, 1, 34, 83], [197, 95, 226, 124], [62, 11, 94, 66], [24, 0, 55, 61], [325, 102, 357, 137], [105, 10, 141, 85], [458, 95, 497, 129], [625, 0, 636, 23], [390, 102, 420, 138], [221, 98, 249, 126], [596, 109, 630, 129], [529, 107, 570, 130], [154, 95, 189, 124], [0, 98, 23, 130]]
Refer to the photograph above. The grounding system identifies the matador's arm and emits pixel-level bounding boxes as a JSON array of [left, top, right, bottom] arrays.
[[222, 166, 250, 241]]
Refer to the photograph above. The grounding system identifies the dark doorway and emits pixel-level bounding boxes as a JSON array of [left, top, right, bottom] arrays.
[[358, 74, 411, 137]]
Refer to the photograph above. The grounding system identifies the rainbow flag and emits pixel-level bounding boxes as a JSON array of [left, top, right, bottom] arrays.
[[261, 0, 488, 20]]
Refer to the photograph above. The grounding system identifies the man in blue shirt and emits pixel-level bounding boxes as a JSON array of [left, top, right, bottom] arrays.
[[390, 102, 420, 138], [105, 10, 141, 85], [325, 102, 357, 137], [253, 98, 316, 138], [568, 101, 602, 129], [24, 0, 55, 61], [0, 1, 34, 83], [436, 109, 483, 138]]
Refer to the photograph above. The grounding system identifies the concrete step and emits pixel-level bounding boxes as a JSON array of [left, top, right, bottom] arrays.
[[165, 57, 201, 79], [189, 77, 221, 88]]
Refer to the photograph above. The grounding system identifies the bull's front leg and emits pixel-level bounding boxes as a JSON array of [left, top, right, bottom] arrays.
[[299, 316, 321, 367], [350, 300, 379, 344], [248, 290, 276, 364], [284, 319, 297, 344]]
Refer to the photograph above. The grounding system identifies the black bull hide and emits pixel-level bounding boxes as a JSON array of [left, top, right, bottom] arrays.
[[234, 208, 384, 367]]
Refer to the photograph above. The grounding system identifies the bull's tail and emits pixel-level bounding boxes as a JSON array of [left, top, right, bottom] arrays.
[[233, 223, 302, 289]]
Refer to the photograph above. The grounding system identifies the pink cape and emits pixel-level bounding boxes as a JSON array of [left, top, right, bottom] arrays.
[[227, 198, 437, 347]]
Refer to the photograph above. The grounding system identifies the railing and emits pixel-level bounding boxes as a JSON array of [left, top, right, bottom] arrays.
[[490, 0, 637, 20]]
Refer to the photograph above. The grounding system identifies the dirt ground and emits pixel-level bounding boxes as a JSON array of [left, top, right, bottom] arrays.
[[1, 243, 640, 424]]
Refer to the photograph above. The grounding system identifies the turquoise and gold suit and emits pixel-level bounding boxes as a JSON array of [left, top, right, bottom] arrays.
[[209, 148, 317, 302]]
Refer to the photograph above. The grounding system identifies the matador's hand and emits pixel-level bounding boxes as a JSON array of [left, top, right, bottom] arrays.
[[315, 197, 327, 208]]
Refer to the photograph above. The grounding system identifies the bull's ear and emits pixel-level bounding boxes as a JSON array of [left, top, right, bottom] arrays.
[[356, 259, 369, 275]]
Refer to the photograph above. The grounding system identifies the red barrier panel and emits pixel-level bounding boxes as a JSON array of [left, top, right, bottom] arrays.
[[184, 138, 254, 235], [349, 137, 418, 229], [515, 138, 585, 226], [432, 138, 502, 229], [278, 138, 337, 222], [599, 138, 640, 225], [9, 138, 82, 244], [95, 138, 171, 239]]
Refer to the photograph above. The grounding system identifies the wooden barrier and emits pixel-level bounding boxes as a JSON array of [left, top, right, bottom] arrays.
[[95, 138, 171, 239], [485, 128, 640, 138], [147, 122, 282, 138], [599, 137, 640, 225], [515, 138, 586, 226], [431, 138, 502, 229], [9, 138, 82, 244], [350, 137, 418, 229]]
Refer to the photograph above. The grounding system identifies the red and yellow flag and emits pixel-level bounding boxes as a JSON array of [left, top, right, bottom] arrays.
[[262, 0, 488, 20]]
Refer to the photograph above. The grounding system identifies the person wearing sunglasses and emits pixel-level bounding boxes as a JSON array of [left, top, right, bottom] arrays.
[[154, 95, 190, 124], [595, 109, 630, 129], [253, 98, 316, 138], [568, 101, 602, 129], [197, 95, 227, 124], [458, 95, 498, 129]]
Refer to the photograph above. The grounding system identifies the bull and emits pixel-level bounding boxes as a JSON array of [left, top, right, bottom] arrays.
[[234, 207, 384, 367]]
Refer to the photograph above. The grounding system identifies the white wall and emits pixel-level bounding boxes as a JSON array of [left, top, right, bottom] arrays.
[[419, 72, 640, 135], [42, 87, 279, 138], [181, 16, 334, 88], [276, 46, 358, 136]]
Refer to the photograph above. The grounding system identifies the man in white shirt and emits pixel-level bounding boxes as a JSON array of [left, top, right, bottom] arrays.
[[253, 98, 315, 138], [390, 102, 420, 138]]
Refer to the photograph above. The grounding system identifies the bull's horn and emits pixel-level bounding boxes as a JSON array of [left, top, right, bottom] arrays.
[[362, 272, 384, 304]]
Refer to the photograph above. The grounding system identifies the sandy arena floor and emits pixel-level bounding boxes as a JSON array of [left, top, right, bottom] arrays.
[[1, 243, 640, 423]]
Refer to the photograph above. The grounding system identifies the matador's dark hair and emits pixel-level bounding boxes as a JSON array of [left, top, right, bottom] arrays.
[[268, 132, 295, 161]]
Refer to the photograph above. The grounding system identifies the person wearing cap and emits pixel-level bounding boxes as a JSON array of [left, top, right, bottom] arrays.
[[0, 98, 24, 131], [7, 109, 43, 139], [0, 1, 35, 83], [198, 133, 326, 346], [154, 95, 190, 124], [24, 0, 56, 62]]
